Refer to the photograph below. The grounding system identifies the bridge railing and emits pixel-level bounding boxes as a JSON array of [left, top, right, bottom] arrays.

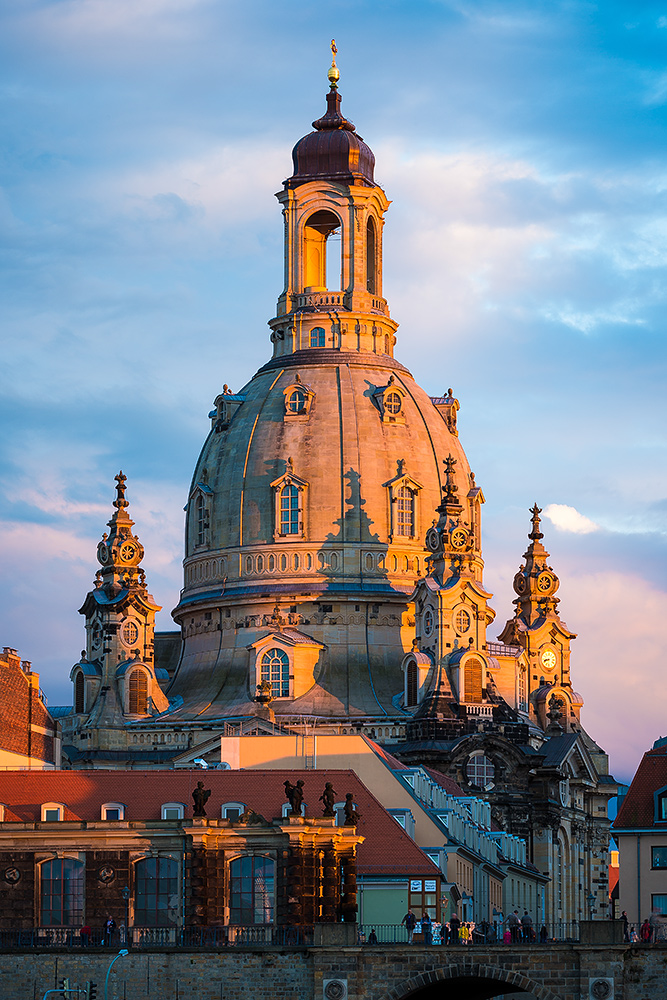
[[357, 922, 580, 945], [0, 925, 315, 950]]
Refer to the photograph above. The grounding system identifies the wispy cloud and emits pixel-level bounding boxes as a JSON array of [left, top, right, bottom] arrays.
[[544, 504, 599, 535]]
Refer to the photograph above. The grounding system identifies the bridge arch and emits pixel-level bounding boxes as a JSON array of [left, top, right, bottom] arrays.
[[378, 962, 562, 1000]]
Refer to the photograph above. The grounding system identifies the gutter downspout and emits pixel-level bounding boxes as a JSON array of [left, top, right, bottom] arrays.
[[637, 833, 641, 926]]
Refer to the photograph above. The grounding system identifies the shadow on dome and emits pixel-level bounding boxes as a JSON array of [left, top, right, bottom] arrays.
[[316, 468, 388, 584]]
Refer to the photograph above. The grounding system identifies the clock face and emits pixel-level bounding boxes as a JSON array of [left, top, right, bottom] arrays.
[[426, 528, 440, 552], [97, 542, 109, 565], [450, 528, 467, 549], [541, 649, 557, 670], [537, 572, 553, 593]]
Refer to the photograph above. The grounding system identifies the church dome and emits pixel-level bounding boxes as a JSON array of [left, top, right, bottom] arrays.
[[287, 89, 375, 188], [168, 73, 484, 725]]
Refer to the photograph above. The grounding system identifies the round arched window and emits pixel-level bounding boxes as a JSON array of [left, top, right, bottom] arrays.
[[455, 608, 471, 634], [261, 648, 290, 698], [423, 609, 434, 636], [287, 389, 306, 413], [466, 753, 495, 789], [385, 392, 402, 415]]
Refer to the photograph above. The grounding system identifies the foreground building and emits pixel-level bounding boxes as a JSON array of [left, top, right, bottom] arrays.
[[50, 54, 615, 927], [0, 768, 444, 937], [613, 740, 667, 930]]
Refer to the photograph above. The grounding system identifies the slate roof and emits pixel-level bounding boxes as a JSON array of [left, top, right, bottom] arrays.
[[0, 768, 440, 878], [539, 733, 579, 767], [614, 748, 667, 830]]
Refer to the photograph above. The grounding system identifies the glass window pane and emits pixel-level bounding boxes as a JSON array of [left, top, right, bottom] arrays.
[[653, 847, 667, 868], [229, 856, 274, 925], [134, 857, 178, 927]]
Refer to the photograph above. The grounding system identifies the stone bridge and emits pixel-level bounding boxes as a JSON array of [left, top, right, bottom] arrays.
[[2, 943, 665, 1000]]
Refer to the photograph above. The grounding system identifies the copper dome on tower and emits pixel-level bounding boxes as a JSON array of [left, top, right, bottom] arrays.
[[286, 88, 375, 189]]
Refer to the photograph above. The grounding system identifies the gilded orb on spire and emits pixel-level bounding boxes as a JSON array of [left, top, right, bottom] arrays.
[[328, 38, 340, 89]]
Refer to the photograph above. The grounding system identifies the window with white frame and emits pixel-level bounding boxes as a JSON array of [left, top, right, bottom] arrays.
[[222, 802, 247, 821], [261, 648, 290, 698], [41, 803, 65, 822], [161, 803, 185, 820], [101, 802, 125, 821]]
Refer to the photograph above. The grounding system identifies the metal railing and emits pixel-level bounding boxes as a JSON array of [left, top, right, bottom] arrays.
[[0, 925, 314, 950], [357, 922, 580, 945], [0, 922, 582, 950]]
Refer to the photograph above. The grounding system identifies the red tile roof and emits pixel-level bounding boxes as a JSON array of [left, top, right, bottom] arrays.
[[613, 748, 667, 830], [0, 769, 440, 878]]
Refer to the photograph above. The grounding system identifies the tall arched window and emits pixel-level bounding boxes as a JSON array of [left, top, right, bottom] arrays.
[[134, 857, 178, 927], [366, 217, 376, 294], [407, 661, 418, 706], [75, 672, 84, 714], [40, 858, 84, 926], [464, 657, 483, 703], [396, 486, 415, 536], [309, 327, 326, 348], [196, 494, 206, 546], [230, 855, 274, 924], [129, 670, 148, 715], [280, 485, 299, 535], [261, 648, 289, 698]]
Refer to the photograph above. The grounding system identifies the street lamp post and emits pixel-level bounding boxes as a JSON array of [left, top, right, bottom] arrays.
[[104, 949, 128, 1000]]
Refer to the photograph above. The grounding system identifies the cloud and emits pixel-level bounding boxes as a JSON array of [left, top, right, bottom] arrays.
[[543, 504, 599, 534]]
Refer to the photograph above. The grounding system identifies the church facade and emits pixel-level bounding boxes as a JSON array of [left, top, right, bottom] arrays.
[[59, 56, 615, 927]]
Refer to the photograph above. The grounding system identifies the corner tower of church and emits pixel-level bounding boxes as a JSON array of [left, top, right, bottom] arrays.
[[167, 55, 474, 729]]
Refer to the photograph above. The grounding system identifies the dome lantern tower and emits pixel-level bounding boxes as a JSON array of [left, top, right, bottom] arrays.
[[269, 43, 398, 359]]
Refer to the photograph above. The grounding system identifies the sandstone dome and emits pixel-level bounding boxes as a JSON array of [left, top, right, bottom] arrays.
[[168, 83, 483, 726]]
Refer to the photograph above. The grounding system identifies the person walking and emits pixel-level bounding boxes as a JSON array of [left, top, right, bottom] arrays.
[[507, 910, 520, 944], [401, 908, 417, 944], [421, 911, 432, 946], [449, 912, 461, 944], [621, 910, 629, 942], [640, 918, 652, 943], [105, 915, 116, 946], [521, 911, 534, 943]]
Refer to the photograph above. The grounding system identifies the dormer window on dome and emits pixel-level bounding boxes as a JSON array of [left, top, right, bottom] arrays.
[[283, 376, 315, 418], [270, 460, 308, 540], [374, 377, 406, 425]]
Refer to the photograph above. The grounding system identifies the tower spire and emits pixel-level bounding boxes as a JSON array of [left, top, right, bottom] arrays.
[[328, 38, 340, 90]]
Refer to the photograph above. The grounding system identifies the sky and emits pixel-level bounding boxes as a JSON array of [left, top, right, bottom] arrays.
[[1, 0, 666, 784]]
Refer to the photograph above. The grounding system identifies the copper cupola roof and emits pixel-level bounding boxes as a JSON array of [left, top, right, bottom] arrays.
[[285, 47, 375, 189]]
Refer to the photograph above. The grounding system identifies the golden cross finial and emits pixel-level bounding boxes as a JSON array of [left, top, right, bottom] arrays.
[[328, 39, 340, 89]]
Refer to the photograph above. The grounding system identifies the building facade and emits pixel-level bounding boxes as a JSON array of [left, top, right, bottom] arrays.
[[51, 59, 615, 928]]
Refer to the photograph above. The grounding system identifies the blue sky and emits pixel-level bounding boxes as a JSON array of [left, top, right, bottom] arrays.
[[1, 0, 666, 783]]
